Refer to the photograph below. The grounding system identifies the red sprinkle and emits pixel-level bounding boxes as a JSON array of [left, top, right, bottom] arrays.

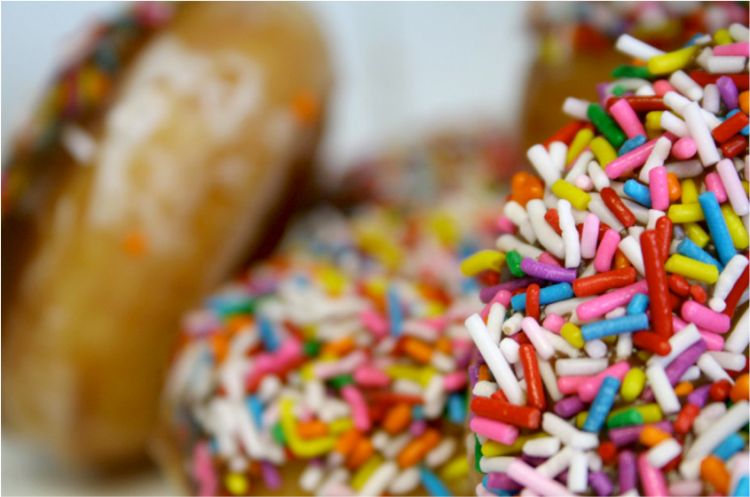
[[605, 95, 667, 112], [689, 284, 707, 305], [641, 230, 673, 338], [601, 187, 637, 227], [668, 274, 691, 297], [598, 441, 618, 465], [720, 135, 748, 159], [526, 284, 541, 321], [519, 344, 546, 410], [655, 216, 673, 263], [709, 380, 732, 402], [470, 396, 541, 430], [723, 264, 749, 316], [633, 331, 671, 356], [712, 111, 749, 143], [543, 121, 587, 148], [544, 208, 562, 236], [674, 404, 700, 435], [688, 70, 749, 90], [572, 267, 638, 297]]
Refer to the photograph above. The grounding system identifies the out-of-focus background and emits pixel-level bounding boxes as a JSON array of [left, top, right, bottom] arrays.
[[2, 2, 534, 495]]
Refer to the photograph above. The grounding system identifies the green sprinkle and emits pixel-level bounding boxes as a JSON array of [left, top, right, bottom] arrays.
[[303, 340, 322, 357], [272, 423, 286, 445], [330, 374, 354, 389], [612, 64, 651, 79], [607, 408, 644, 428], [505, 250, 525, 278], [587, 103, 627, 148], [474, 435, 483, 474], [612, 85, 626, 97]]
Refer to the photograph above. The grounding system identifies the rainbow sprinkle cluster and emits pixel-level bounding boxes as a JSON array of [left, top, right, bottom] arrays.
[[3, 3, 172, 213], [466, 23, 750, 497], [162, 137, 512, 496]]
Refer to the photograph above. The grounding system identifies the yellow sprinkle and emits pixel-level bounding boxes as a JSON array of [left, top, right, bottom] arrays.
[[386, 365, 434, 387], [551, 180, 592, 211], [431, 211, 460, 247], [620, 368, 646, 402], [482, 433, 545, 457], [645, 111, 663, 133], [318, 266, 347, 296], [665, 254, 719, 284], [280, 398, 335, 457], [329, 417, 354, 434], [722, 204, 749, 250], [440, 455, 469, 480], [575, 411, 588, 429], [633, 404, 663, 424], [355, 227, 403, 270], [300, 363, 316, 381], [351, 455, 383, 491], [425, 301, 446, 318], [225, 473, 249, 495], [742, 180, 749, 195], [460, 250, 506, 276], [647, 45, 698, 75], [680, 179, 699, 204], [714, 28, 734, 45], [566, 128, 594, 165], [590, 136, 617, 166], [684, 223, 711, 248], [561, 323, 584, 349], [667, 203, 705, 223]]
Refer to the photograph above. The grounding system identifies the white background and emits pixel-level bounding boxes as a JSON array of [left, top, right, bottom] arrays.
[[1, 2, 533, 494]]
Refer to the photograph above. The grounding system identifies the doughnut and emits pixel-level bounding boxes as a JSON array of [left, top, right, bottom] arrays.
[[466, 23, 750, 497], [521, 2, 749, 148], [3, 2, 330, 466], [157, 135, 512, 495]]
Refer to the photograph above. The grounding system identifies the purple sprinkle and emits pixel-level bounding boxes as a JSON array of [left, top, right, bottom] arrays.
[[687, 384, 712, 407], [717, 75, 739, 110], [469, 363, 481, 385], [554, 396, 586, 418], [642, 339, 707, 401], [521, 454, 548, 467], [479, 278, 541, 303], [597, 83, 610, 106], [261, 462, 282, 490], [486, 472, 522, 491], [618, 450, 638, 493], [590, 470, 614, 496], [520, 257, 578, 282], [410, 420, 427, 437], [609, 421, 673, 447], [557, 469, 569, 485]]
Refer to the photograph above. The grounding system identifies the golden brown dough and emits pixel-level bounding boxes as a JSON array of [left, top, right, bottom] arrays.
[[2, 2, 330, 467]]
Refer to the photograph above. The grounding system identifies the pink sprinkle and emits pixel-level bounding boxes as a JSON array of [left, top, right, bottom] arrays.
[[469, 416, 520, 444], [637, 453, 669, 497], [354, 364, 391, 387], [668, 480, 704, 497], [699, 331, 725, 351], [681, 301, 731, 334], [443, 371, 467, 391], [496, 215, 516, 234], [577, 280, 649, 321], [671, 136, 697, 160], [480, 290, 512, 320], [705, 172, 729, 203], [539, 252, 562, 267], [649, 166, 670, 211], [609, 98, 647, 138], [193, 442, 218, 497], [594, 229, 621, 273], [542, 314, 564, 333], [557, 375, 591, 395], [713, 42, 750, 57], [653, 79, 676, 96], [342, 385, 371, 431], [580, 213, 600, 259], [605, 137, 664, 179], [578, 361, 630, 402], [574, 174, 594, 191], [360, 309, 389, 339]]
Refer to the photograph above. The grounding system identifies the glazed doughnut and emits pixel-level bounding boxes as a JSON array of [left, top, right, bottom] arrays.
[[3, 2, 330, 466], [157, 135, 512, 495]]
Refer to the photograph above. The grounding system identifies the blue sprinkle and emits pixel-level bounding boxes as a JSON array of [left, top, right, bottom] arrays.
[[581, 313, 649, 341], [583, 376, 620, 433], [699, 191, 736, 266], [387, 286, 404, 336], [246, 395, 264, 429], [713, 432, 745, 461], [258, 315, 279, 352], [733, 475, 749, 497], [420, 466, 453, 496], [412, 404, 424, 420], [511, 282, 574, 311], [627, 293, 649, 315], [677, 238, 723, 271], [623, 179, 652, 208], [618, 134, 647, 156], [447, 393, 466, 424], [686, 33, 707, 46]]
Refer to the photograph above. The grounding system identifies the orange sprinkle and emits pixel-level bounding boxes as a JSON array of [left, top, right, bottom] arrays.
[[382, 403, 412, 435], [397, 428, 440, 468], [291, 90, 320, 126], [322, 336, 356, 357], [123, 230, 148, 256], [674, 381, 694, 397], [346, 437, 374, 469], [478, 365, 491, 382], [296, 420, 328, 439], [739, 91, 748, 114], [211, 334, 229, 363], [639, 425, 670, 447], [666, 172, 681, 202], [701, 455, 730, 495], [731, 373, 750, 402], [509, 172, 544, 206], [402, 337, 433, 364], [435, 337, 452, 355], [614, 249, 631, 269], [335, 428, 361, 456]]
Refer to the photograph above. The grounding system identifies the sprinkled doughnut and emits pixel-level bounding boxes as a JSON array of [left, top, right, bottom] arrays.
[[3, 3, 330, 466], [467, 22, 749, 497]]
